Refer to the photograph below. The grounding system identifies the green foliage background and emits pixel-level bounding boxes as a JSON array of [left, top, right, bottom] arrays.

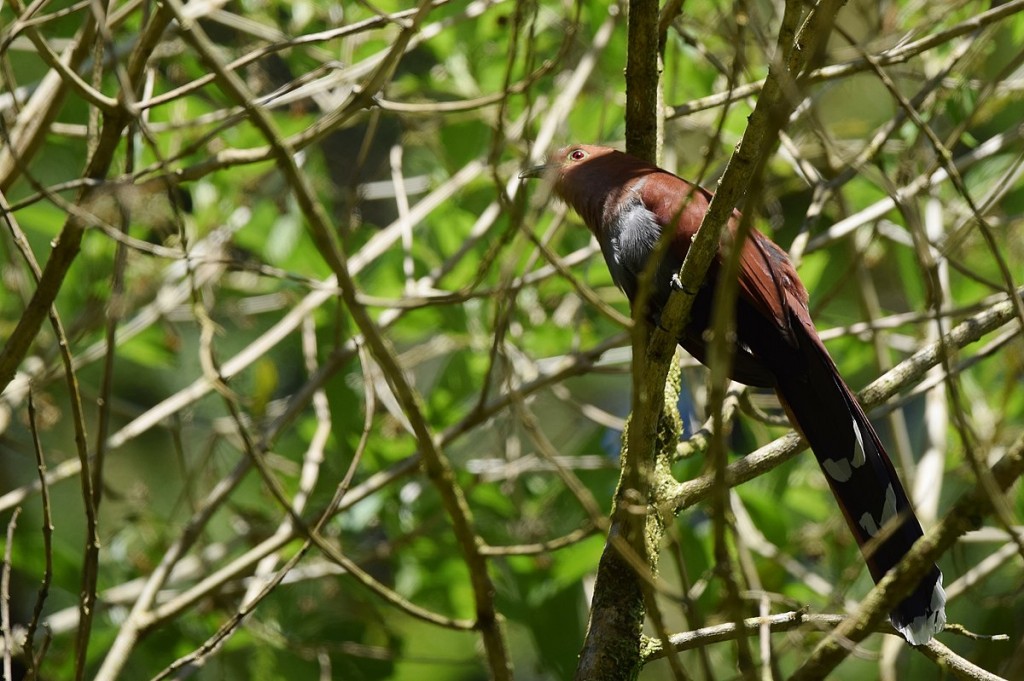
[[0, 0, 1022, 679]]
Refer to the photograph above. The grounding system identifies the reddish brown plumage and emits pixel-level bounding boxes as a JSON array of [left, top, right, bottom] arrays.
[[521, 144, 945, 644]]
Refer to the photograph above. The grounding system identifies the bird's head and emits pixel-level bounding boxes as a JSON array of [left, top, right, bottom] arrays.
[[518, 144, 620, 186], [519, 145, 638, 218], [518, 145, 656, 231]]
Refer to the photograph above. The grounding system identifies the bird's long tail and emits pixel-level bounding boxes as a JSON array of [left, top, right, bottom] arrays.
[[771, 318, 946, 645]]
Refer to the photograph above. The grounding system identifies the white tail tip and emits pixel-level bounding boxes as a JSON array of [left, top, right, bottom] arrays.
[[894, 576, 946, 645]]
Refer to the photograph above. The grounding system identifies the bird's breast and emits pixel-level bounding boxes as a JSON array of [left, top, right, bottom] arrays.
[[598, 194, 672, 303]]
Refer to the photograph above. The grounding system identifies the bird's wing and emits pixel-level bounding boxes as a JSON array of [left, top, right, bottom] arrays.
[[634, 171, 810, 348], [735, 225, 810, 347]]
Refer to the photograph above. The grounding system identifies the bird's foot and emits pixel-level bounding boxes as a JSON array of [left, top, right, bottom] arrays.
[[670, 273, 698, 296]]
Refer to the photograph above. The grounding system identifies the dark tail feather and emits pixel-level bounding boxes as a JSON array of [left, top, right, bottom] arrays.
[[772, 321, 945, 644]]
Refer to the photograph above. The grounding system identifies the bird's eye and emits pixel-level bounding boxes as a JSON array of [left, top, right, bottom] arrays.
[[569, 149, 587, 161]]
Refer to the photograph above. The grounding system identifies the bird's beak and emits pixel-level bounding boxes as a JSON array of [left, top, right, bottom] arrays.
[[518, 163, 556, 180]]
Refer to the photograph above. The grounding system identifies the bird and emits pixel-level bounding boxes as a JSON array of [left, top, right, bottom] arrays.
[[519, 144, 946, 645]]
